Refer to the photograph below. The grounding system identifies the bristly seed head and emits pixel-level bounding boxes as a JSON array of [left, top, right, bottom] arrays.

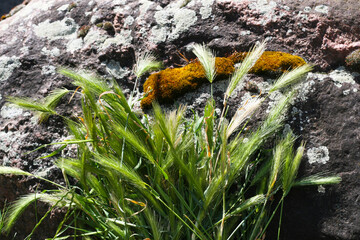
[[192, 43, 217, 83], [133, 52, 162, 78]]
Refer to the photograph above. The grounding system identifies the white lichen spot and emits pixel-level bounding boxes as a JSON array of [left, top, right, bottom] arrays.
[[307, 146, 330, 164], [314, 5, 329, 14], [0, 56, 21, 83], [329, 67, 356, 88], [240, 30, 251, 36], [318, 185, 326, 193], [34, 18, 78, 40], [303, 6, 311, 13], [353, 88, 358, 93], [200, 0, 215, 19], [104, 60, 131, 79], [343, 89, 351, 95], [41, 47, 61, 57], [41, 65, 57, 76], [280, 5, 290, 11], [124, 16, 135, 27]]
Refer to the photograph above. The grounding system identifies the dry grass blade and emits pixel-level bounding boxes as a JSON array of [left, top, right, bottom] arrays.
[[227, 97, 262, 138], [133, 52, 162, 78], [225, 40, 266, 98]]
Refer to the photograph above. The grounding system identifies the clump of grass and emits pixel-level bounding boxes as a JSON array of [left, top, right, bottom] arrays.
[[1, 43, 340, 240]]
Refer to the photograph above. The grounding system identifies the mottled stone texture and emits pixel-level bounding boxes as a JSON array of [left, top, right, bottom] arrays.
[[0, 0, 359, 239]]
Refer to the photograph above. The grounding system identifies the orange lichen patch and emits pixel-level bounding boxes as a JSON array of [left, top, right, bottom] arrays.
[[140, 51, 306, 109], [230, 51, 306, 75], [141, 57, 235, 109], [1, 14, 8, 21]]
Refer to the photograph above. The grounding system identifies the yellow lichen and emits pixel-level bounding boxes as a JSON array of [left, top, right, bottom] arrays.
[[140, 51, 306, 109], [230, 51, 306, 75]]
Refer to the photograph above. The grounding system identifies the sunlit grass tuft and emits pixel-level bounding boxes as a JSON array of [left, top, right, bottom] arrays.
[[1, 43, 340, 240]]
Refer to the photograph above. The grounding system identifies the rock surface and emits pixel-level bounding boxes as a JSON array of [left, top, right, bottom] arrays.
[[0, 0, 359, 239]]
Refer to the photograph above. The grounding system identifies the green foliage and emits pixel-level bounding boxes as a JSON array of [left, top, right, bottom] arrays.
[[1, 44, 340, 240], [7, 88, 69, 123]]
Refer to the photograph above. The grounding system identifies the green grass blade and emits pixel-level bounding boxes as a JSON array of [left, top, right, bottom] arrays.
[[294, 175, 341, 186], [7, 98, 56, 114], [0, 166, 33, 176]]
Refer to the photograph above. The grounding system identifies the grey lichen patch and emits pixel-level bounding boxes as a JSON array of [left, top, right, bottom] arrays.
[[0, 104, 28, 119], [101, 30, 133, 50], [248, 0, 277, 25], [41, 65, 57, 76], [41, 47, 61, 57], [66, 38, 84, 53], [200, 0, 215, 19], [124, 16, 135, 27], [0, 56, 21, 83], [150, 6, 197, 43], [329, 67, 356, 88], [0, 131, 24, 160], [104, 60, 131, 79], [307, 146, 330, 164], [294, 76, 315, 102], [83, 28, 108, 48], [34, 18, 78, 40]]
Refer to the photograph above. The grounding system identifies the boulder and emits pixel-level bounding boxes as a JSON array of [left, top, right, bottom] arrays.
[[0, 0, 359, 239]]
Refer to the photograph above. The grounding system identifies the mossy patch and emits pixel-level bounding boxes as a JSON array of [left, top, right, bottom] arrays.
[[77, 25, 91, 38], [140, 51, 306, 109], [345, 49, 360, 72]]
